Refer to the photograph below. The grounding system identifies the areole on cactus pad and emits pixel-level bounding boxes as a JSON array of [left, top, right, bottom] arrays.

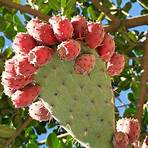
[[1, 15, 127, 148]]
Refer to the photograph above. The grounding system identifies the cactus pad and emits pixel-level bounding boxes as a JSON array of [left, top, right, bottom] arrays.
[[35, 48, 114, 147]]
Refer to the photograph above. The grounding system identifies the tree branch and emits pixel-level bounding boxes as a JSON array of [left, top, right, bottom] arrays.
[[0, 0, 50, 21], [122, 14, 148, 29], [105, 14, 148, 32], [136, 32, 148, 125], [0, 0, 147, 32], [2, 117, 32, 148], [92, 0, 120, 23]]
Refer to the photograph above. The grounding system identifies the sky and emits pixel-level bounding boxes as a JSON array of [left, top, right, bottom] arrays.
[[0, 0, 148, 147]]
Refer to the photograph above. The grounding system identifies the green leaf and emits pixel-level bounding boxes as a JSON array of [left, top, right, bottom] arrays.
[[4, 23, 17, 40], [26, 141, 38, 148], [0, 124, 16, 138], [87, 6, 97, 20], [130, 81, 139, 97], [65, 135, 73, 147], [0, 138, 4, 145], [36, 0, 44, 5], [97, 12, 105, 21], [3, 47, 14, 59], [128, 92, 135, 102], [61, 0, 67, 9], [47, 133, 63, 148], [63, 0, 76, 17], [101, 0, 112, 8], [0, 36, 5, 50], [117, 0, 122, 6], [122, 2, 132, 12], [141, 9, 148, 15], [12, 0, 20, 4], [13, 15, 25, 32], [4, 13, 13, 21], [134, 48, 144, 56], [48, 0, 60, 11], [127, 32, 137, 43], [13, 115, 23, 128], [118, 80, 130, 90], [138, 0, 148, 9], [40, 4, 51, 14], [0, 16, 7, 31], [130, 0, 136, 2], [24, 14, 32, 22], [34, 123, 46, 135], [124, 105, 136, 117]]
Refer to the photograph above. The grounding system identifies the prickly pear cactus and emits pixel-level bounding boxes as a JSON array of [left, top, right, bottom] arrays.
[[35, 46, 115, 148], [1, 15, 123, 148]]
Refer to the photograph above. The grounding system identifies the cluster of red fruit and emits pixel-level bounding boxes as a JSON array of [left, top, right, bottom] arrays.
[[113, 118, 146, 148], [25, 15, 125, 76], [1, 15, 125, 122], [114, 118, 148, 148]]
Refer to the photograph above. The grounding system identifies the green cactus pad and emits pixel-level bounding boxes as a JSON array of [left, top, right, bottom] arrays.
[[35, 49, 115, 148]]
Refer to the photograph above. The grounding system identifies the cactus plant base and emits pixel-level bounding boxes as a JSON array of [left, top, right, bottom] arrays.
[[35, 50, 115, 148]]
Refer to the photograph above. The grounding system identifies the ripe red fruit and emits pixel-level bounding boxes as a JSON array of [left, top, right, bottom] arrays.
[[74, 54, 96, 75], [3, 86, 16, 97], [113, 132, 129, 148], [12, 33, 37, 55], [26, 18, 42, 34], [15, 56, 38, 76], [1, 71, 33, 90], [57, 39, 81, 61], [49, 16, 73, 41], [29, 100, 52, 122], [116, 118, 140, 144], [28, 46, 54, 67], [96, 33, 115, 62], [5, 57, 16, 75], [71, 15, 88, 39], [27, 19, 57, 45], [107, 53, 125, 76], [85, 22, 105, 49], [11, 84, 41, 108]]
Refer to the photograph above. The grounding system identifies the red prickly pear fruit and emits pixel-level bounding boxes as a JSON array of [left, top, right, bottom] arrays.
[[49, 16, 74, 41], [26, 18, 42, 34], [29, 100, 52, 122], [1, 71, 33, 90], [57, 39, 81, 61], [96, 34, 115, 62], [116, 118, 140, 144], [15, 56, 38, 76], [107, 53, 125, 76], [3, 86, 16, 97], [74, 54, 96, 75], [28, 46, 54, 67], [113, 132, 129, 148], [5, 57, 16, 75], [85, 22, 105, 49], [12, 33, 37, 55], [11, 84, 41, 108], [142, 136, 148, 148], [71, 15, 88, 39], [27, 19, 57, 45]]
